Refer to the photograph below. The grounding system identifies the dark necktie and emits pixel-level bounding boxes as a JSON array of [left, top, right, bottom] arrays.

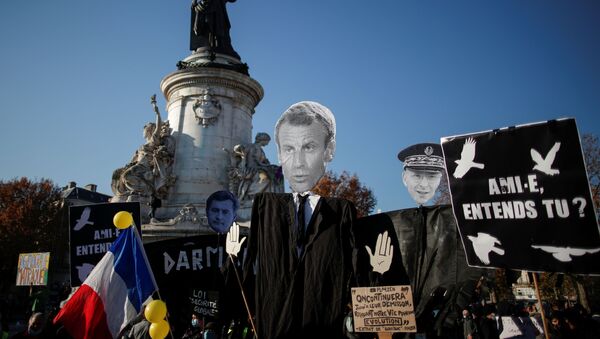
[[297, 194, 309, 250]]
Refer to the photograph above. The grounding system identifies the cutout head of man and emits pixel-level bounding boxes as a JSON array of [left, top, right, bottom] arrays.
[[398, 143, 445, 205], [275, 101, 336, 193], [206, 190, 238, 233]]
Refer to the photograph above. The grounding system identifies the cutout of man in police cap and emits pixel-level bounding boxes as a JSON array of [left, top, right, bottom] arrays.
[[398, 143, 445, 206]]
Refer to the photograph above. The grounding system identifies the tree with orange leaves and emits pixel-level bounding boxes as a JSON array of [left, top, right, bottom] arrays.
[[582, 133, 600, 218], [312, 170, 376, 218], [0, 177, 65, 293]]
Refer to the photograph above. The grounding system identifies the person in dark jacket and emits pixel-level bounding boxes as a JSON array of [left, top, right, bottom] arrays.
[[12, 313, 46, 339], [182, 313, 203, 339], [547, 312, 566, 339], [478, 306, 499, 339], [461, 309, 478, 339]]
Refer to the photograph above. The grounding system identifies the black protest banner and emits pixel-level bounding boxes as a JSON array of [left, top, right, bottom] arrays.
[[441, 118, 600, 273], [354, 212, 409, 288], [69, 202, 141, 286], [356, 206, 484, 333], [144, 234, 248, 338]]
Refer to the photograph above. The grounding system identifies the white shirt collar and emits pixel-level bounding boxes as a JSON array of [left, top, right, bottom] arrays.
[[292, 191, 321, 223]]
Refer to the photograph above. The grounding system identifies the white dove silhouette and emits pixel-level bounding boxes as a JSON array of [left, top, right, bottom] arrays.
[[531, 142, 561, 176], [453, 137, 485, 179], [76, 263, 95, 283], [467, 232, 505, 265], [531, 245, 600, 262], [73, 207, 94, 231]]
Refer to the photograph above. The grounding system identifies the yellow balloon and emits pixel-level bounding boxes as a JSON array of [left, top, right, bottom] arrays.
[[144, 300, 167, 323], [149, 319, 170, 339], [113, 211, 133, 229]]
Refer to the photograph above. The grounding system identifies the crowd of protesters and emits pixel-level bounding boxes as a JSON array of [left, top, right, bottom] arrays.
[[2, 284, 600, 339], [455, 300, 600, 339]]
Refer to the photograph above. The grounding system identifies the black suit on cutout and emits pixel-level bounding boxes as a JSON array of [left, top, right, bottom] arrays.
[[243, 192, 357, 339]]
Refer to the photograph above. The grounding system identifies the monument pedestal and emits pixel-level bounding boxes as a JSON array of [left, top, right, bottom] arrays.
[[142, 51, 263, 242]]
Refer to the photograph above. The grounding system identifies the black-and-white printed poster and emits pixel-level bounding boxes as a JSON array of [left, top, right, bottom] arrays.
[[441, 118, 600, 273], [69, 202, 141, 286]]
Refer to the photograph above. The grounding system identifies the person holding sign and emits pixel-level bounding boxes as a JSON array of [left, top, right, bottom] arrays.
[[228, 101, 357, 339], [398, 143, 445, 206]]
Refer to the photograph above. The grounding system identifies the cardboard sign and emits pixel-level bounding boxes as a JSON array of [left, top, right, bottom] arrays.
[[16, 252, 50, 286], [69, 202, 141, 286], [351, 285, 416, 333], [442, 118, 600, 273]]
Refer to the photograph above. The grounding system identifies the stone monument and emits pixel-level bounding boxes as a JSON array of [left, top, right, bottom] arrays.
[[111, 95, 177, 209], [225, 132, 284, 219], [112, 2, 283, 241]]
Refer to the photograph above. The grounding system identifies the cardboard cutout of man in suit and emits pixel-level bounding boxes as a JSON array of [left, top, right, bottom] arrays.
[[227, 101, 357, 339]]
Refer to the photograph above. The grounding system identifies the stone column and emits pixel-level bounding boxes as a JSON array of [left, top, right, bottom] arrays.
[[143, 53, 263, 241]]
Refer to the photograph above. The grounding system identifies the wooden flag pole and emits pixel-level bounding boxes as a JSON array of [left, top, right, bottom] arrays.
[[228, 253, 258, 339], [377, 332, 393, 339], [132, 224, 176, 339], [532, 272, 550, 339]]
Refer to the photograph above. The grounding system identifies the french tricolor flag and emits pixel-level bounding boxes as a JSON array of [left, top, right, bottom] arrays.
[[54, 226, 158, 339]]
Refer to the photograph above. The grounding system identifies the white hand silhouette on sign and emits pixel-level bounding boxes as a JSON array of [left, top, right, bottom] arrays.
[[226, 222, 246, 257], [365, 231, 394, 274]]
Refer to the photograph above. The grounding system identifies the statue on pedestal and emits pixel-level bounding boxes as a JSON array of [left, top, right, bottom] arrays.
[[190, 0, 240, 59], [111, 95, 177, 208], [225, 132, 283, 205]]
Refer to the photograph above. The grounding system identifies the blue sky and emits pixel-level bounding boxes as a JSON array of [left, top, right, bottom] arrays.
[[1, 1, 599, 213]]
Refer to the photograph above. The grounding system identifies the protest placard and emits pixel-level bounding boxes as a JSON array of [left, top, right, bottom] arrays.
[[441, 118, 600, 273], [145, 234, 248, 336], [16, 252, 50, 286], [69, 202, 141, 286], [351, 285, 416, 333]]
